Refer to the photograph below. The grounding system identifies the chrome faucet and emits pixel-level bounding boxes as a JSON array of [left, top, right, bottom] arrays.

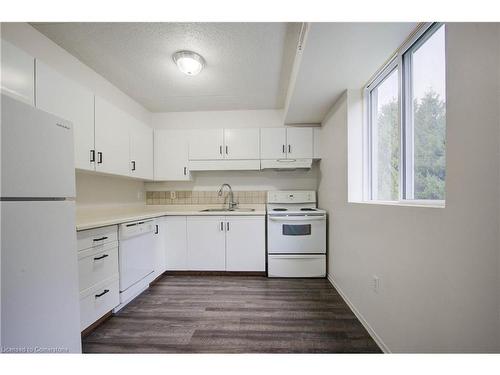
[[218, 183, 238, 209]]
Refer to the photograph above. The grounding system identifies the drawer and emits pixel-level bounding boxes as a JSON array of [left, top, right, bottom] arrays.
[[79, 276, 119, 331], [268, 254, 326, 278], [78, 243, 119, 292], [77, 225, 118, 251]]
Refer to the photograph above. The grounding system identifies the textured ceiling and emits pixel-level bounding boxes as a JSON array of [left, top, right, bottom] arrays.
[[31, 22, 299, 112], [285, 23, 417, 124]]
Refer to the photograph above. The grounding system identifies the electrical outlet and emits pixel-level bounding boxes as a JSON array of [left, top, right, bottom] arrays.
[[372, 275, 380, 293], [170, 191, 176, 200]]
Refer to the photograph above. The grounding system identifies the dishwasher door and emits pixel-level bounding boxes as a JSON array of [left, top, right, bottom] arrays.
[[119, 223, 155, 292]]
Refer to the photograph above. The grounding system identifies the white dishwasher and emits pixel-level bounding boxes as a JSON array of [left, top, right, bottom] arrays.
[[115, 219, 155, 311]]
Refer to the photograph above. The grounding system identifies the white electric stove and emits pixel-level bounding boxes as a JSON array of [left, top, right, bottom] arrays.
[[266, 191, 326, 277]]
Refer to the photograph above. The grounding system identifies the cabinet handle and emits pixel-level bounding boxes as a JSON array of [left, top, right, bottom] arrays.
[[288, 145, 291, 153], [220, 222, 224, 231], [183, 166, 187, 175], [95, 289, 109, 298], [131, 160, 136, 171], [155, 224, 159, 234], [93, 254, 109, 261], [93, 236, 108, 242], [97, 152, 103, 164], [90, 149, 95, 163], [282, 144, 285, 154], [219, 145, 222, 155], [225, 145, 228, 155], [226, 222, 229, 231]]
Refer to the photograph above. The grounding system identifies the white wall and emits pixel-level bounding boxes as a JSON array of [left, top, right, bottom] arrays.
[[319, 23, 500, 352], [75, 171, 145, 209], [152, 109, 285, 129], [0, 23, 151, 125]]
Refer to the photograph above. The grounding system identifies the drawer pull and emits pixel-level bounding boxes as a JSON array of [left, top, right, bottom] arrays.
[[93, 254, 109, 261], [93, 236, 108, 242], [95, 289, 109, 298]]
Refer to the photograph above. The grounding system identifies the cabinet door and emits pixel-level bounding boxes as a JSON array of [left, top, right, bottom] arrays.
[[187, 216, 226, 270], [189, 129, 224, 160], [154, 129, 190, 181], [165, 216, 188, 270], [152, 218, 167, 278], [225, 216, 265, 271], [1, 39, 34, 106], [313, 127, 322, 159], [223, 128, 260, 160], [130, 119, 153, 180], [286, 127, 313, 159], [35, 61, 95, 171], [260, 128, 286, 159], [94, 96, 131, 176]]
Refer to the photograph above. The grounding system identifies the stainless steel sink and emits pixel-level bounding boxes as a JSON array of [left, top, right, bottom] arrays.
[[199, 208, 255, 212]]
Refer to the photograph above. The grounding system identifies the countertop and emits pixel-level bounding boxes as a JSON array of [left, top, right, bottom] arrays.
[[76, 204, 266, 231]]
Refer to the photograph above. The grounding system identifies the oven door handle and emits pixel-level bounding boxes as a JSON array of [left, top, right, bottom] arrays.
[[268, 215, 325, 221]]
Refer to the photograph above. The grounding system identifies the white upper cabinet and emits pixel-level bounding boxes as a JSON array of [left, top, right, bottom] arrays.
[[313, 127, 322, 159], [94, 96, 131, 177], [154, 129, 191, 181], [189, 129, 224, 160], [260, 128, 286, 159], [260, 127, 313, 159], [129, 119, 153, 180], [35, 61, 95, 171], [286, 127, 313, 159], [223, 128, 260, 160], [1, 40, 35, 106]]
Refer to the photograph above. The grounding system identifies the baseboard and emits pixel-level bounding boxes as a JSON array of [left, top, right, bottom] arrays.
[[164, 271, 267, 277], [327, 274, 390, 353]]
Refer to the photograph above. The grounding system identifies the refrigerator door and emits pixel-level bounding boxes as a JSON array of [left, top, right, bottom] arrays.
[[1, 200, 81, 353], [1, 94, 75, 198]]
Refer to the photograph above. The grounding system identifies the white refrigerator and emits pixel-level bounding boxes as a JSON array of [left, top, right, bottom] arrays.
[[1, 94, 81, 353]]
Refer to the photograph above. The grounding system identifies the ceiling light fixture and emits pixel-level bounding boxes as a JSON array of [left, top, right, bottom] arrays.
[[172, 50, 205, 76]]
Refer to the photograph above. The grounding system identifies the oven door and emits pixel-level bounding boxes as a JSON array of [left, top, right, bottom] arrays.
[[267, 214, 326, 254]]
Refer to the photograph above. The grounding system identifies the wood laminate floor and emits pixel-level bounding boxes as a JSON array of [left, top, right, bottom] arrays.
[[83, 275, 381, 353]]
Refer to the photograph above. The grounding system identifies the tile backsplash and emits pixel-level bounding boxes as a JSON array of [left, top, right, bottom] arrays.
[[146, 191, 267, 205]]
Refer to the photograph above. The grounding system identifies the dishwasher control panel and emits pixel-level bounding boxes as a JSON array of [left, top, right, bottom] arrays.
[[119, 219, 154, 240]]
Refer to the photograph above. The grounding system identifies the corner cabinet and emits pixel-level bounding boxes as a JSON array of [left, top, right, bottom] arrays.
[[129, 119, 154, 180], [35, 61, 95, 171], [154, 129, 191, 181], [94, 96, 153, 180]]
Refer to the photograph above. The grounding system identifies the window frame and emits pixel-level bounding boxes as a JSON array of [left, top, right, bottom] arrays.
[[363, 22, 445, 206]]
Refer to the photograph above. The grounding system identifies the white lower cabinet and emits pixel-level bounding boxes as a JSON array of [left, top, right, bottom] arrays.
[[79, 276, 119, 331], [165, 216, 188, 270], [77, 225, 119, 331], [181, 215, 265, 272], [186, 216, 226, 271], [225, 216, 265, 271], [152, 217, 167, 278]]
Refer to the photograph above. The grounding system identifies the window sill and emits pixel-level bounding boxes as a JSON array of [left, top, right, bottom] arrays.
[[349, 200, 445, 209]]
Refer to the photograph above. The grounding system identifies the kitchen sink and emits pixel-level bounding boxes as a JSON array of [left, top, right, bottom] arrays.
[[199, 208, 255, 212]]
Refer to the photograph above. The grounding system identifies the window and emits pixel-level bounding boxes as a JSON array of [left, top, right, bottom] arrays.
[[365, 23, 446, 203]]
